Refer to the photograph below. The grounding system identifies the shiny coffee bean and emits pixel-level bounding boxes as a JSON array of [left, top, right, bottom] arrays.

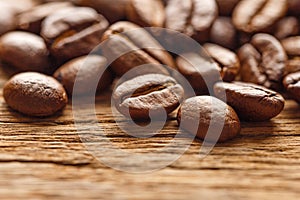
[[53, 55, 113, 96], [203, 43, 240, 82], [281, 36, 300, 74], [238, 33, 287, 90], [41, 7, 109, 62], [283, 72, 300, 103], [273, 17, 299, 40], [17, 2, 73, 34], [0, 31, 52, 73], [177, 96, 241, 143], [74, 0, 129, 23], [127, 0, 165, 27], [214, 82, 285, 121], [176, 52, 221, 95], [210, 17, 237, 49], [0, 6, 16, 36], [165, 0, 218, 43], [101, 21, 176, 78], [233, 0, 288, 33], [113, 74, 184, 120], [216, 0, 240, 16], [3, 72, 68, 117]]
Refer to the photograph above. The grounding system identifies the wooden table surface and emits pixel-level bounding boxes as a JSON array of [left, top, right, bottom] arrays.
[[0, 66, 299, 200]]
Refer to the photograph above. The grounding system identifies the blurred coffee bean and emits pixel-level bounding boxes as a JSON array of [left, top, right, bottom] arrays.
[[127, 0, 165, 27], [288, 0, 300, 15], [273, 17, 299, 40], [238, 33, 287, 90], [233, 0, 288, 33], [17, 2, 73, 34], [283, 71, 300, 103], [74, 0, 129, 23], [0, 6, 16, 36], [0, 0, 39, 14], [41, 7, 109, 63], [210, 17, 237, 49], [215, 0, 240, 16], [101, 21, 176, 78], [203, 43, 240, 82], [165, 0, 218, 43], [0, 31, 52, 73], [176, 52, 221, 95], [53, 55, 113, 96], [281, 36, 300, 74], [214, 82, 285, 121]]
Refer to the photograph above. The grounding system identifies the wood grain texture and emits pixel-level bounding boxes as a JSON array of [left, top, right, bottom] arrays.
[[0, 65, 299, 199]]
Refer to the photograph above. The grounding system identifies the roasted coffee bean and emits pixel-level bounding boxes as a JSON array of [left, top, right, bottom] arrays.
[[238, 33, 287, 90], [165, 0, 218, 43], [101, 21, 176, 78], [53, 55, 113, 96], [0, 0, 39, 14], [0, 31, 52, 73], [203, 43, 240, 82], [288, 0, 300, 15], [17, 2, 73, 34], [0, 6, 16, 36], [283, 71, 300, 103], [113, 74, 184, 120], [232, 0, 288, 33], [214, 82, 285, 121], [210, 17, 237, 49], [3, 72, 68, 117], [273, 17, 299, 40], [281, 36, 300, 74], [41, 6, 109, 62], [216, 0, 240, 16], [177, 96, 240, 143], [176, 52, 221, 95], [127, 0, 165, 27], [74, 0, 129, 23]]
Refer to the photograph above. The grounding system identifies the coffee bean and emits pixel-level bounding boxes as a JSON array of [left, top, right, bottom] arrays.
[[113, 74, 184, 120], [165, 0, 218, 43], [281, 36, 300, 57], [210, 17, 237, 50], [288, 0, 300, 15], [53, 55, 113, 96], [281, 36, 300, 74], [41, 7, 109, 62], [273, 17, 299, 40], [215, 0, 240, 16], [283, 71, 300, 103], [177, 96, 240, 143], [127, 0, 165, 27], [0, 0, 39, 14], [0, 6, 16, 36], [3, 72, 68, 117], [74, 0, 129, 23], [0, 31, 52, 73], [214, 82, 285, 121], [233, 0, 288, 33], [203, 43, 240, 82], [101, 21, 176, 78], [17, 2, 73, 34], [176, 52, 221, 95], [238, 33, 287, 90]]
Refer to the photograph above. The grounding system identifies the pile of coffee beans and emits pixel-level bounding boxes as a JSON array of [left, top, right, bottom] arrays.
[[0, 0, 299, 143]]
